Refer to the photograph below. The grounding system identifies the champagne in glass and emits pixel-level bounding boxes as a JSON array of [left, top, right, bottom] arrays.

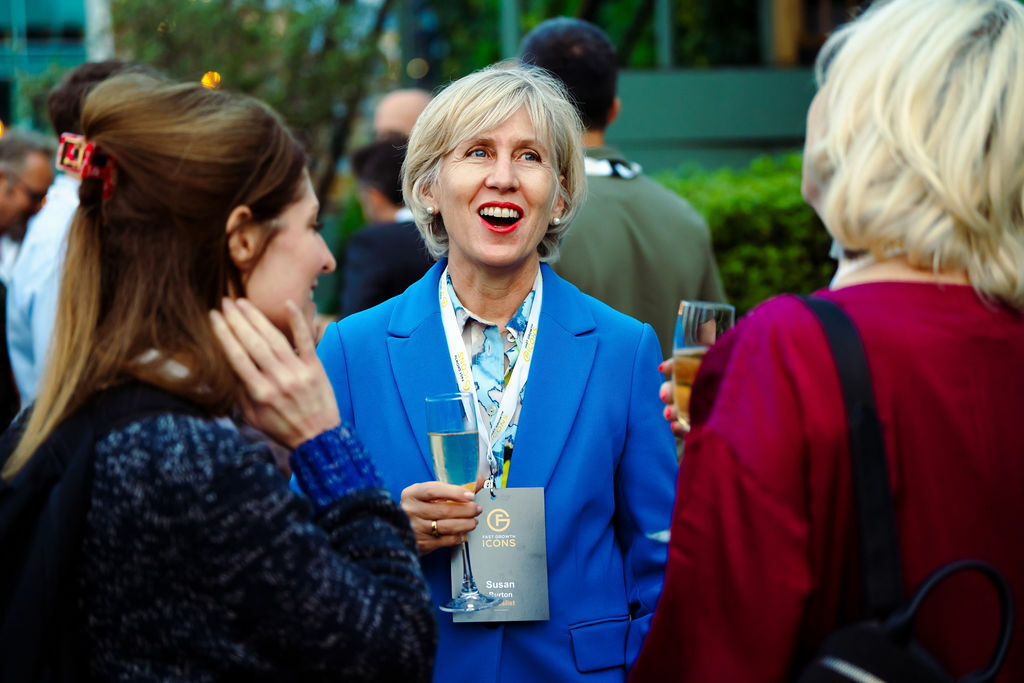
[[425, 392, 500, 613], [673, 301, 735, 431], [429, 430, 478, 492]]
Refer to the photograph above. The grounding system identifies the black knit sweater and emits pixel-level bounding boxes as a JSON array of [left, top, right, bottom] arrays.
[[79, 413, 436, 682]]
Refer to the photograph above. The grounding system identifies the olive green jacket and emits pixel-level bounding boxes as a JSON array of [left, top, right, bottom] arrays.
[[553, 146, 727, 358]]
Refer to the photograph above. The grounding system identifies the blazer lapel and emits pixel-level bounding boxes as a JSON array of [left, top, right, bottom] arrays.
[[387, 261, 457, 478], [509, 265, 597, 489]]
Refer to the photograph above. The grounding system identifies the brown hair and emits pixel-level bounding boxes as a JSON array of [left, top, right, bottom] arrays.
[[47, 60, 157, 136], [4, 73, 306, 478]]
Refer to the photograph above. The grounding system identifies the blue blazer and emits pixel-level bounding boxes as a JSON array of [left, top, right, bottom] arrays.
[[317, 261, 678, 682]]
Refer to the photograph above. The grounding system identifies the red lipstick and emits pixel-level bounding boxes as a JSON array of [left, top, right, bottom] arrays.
[[477, 201, 524, 234]]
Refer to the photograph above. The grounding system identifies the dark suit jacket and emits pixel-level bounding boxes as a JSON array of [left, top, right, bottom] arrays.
[[0, 282, 20, 429], [339, 220, 434, 317]]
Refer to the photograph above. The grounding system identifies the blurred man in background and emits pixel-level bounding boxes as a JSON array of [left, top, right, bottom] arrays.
[[7, 60, 145, 407], [373, 88, 431, 139], [0, 131, 53, 253], [0, 129, 54, 426], [521, 18, 726, 358], [340, 134, 432, 316]]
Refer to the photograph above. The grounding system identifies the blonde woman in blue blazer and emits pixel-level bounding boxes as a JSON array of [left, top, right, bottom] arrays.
[[318, 63, 678, 682]]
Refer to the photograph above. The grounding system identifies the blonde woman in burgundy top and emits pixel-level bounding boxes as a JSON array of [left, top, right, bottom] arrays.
[[633, 0, 1024, 680]]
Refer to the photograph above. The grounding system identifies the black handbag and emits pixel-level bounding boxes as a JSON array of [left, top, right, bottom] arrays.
[[795, 297, 1014, 683]]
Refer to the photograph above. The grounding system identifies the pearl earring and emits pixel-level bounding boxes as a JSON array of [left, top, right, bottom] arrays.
[[426, 206, 436, 216], [551, 217, 561, 226]]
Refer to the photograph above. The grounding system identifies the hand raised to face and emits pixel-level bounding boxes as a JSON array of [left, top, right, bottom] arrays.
[[210, 297, 340, 448]]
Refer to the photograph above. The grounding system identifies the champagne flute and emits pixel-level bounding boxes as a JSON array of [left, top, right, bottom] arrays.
[[673, 301, 735, 431], [425, 392, 500, 613]]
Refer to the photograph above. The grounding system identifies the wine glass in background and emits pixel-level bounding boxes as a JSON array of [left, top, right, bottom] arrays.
[[673, 301, 735, 432], [425, 392, 500, 613]]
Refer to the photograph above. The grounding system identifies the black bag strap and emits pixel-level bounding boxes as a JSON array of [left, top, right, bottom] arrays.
[[801, 297, 904, 617]]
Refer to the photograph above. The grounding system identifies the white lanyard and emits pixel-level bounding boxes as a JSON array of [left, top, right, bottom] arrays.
[[438, 266, 543, 486]]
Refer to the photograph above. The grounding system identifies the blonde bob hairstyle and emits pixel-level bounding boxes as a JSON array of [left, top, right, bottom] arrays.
[[805, 0, 1024, 308], [402, 61, 586, 262]]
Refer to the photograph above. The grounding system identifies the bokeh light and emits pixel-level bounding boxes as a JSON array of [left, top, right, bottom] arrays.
[[406, 58, 429, 80], [201, 71, 222, 89]]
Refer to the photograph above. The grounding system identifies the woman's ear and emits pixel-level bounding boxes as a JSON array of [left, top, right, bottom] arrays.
[[553, 178, 566, 218], [225, 205, 257, 268], [420, 183, 439, 215]]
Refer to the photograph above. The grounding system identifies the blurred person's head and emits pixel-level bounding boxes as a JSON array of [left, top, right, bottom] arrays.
[[48, 60, 155, 139], [402, 62, 585, 264], [803, 0, 1024, 308], [352, 134, 407, 223], [8, 73, 335, 477], [0, 130, 55, 236], [519, 17, 619, 132], [373, 89, 432, 138]]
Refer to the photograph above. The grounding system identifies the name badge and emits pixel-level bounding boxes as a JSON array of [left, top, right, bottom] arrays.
[[451, 487, 549, 623]]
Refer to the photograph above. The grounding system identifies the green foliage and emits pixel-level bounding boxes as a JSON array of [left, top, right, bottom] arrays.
[[429, 0, 504, 83], [13, 63, 67, 133], [655, 154, 834, 316], [113, 0, 340, 121], [111, 0, 390, 199], [431, 0, 763, 79]]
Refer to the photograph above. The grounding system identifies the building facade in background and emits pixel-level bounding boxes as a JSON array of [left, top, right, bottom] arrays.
[[0, 0, 94, 129]]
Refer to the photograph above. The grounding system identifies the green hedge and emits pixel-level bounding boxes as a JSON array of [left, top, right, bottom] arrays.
[[655, 153, 834, 316]]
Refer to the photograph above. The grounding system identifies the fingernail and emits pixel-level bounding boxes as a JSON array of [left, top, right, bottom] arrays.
[[659, 385, 668, 401], [658, 360, 670, 373], [222, 297, 234, 310], [663, 406, 673, 420], [463, 490, 474, 500]]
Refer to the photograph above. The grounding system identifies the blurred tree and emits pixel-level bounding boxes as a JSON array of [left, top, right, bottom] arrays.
[[14, 63, 67, 133], [414, 0, 762, 86], [110, 0, 394, 207]]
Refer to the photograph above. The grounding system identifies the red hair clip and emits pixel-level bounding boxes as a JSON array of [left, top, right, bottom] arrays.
[[56, 133, 86, 174], [55, 132, 117, 200]]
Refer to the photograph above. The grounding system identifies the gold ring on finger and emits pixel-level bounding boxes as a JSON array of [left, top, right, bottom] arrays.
[[431, 520, 441, 538]]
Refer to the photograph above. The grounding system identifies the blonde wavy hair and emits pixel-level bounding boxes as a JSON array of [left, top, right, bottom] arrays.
[[402, 61, 586, 262], [805, 0, 1024, 307]]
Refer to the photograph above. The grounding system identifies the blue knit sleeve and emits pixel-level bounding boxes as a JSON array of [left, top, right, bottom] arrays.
[[289, 422, 385, 512]]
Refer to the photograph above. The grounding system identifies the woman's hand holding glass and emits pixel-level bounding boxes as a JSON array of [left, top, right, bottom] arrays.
[[657, 360, 689, 440], [671, 301, 734, 433], [210, 297, 340, 448], [657, 301, 735, 440], [400, 479, 483, 556]]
